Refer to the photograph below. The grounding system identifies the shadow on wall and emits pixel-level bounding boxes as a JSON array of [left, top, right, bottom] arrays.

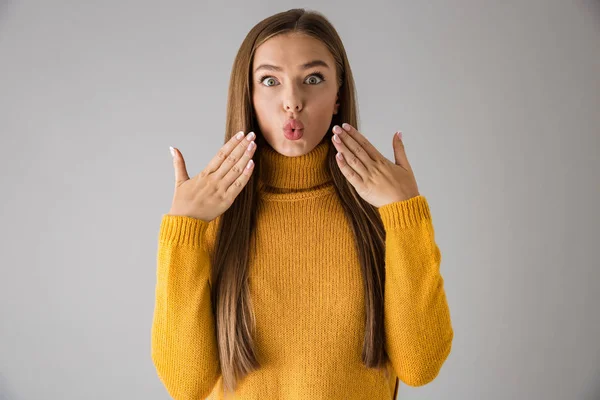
[[0, 372, 22, 400], [582, 0, 600, 27], [0, 0, 15, 26], [583, 370, 600, 400]]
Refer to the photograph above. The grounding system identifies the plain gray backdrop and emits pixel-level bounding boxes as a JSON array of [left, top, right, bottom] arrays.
[[1, 1, 599, 399]]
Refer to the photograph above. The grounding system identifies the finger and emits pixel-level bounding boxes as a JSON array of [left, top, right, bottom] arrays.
[[225, 155, 255, 197], [202, 130, 247, 176], [171, 147, 190, 185], [214, 131, 256, 180], [222, 136, 257, 190], [340, 123, 383, 162], [334, 151, 365, 191], [331, 128, 370, 180], [393, 131, 412, 171]]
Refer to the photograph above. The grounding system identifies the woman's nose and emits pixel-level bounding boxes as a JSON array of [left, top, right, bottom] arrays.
[[285, 103, 301, 111], [282, 83, 303, 111]]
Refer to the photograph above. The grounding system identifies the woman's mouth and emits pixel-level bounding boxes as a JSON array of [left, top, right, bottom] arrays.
[[283, 128, 304, 140], [283, 119, 305, 140]]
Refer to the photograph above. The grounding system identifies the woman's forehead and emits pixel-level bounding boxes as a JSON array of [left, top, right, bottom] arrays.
[[252, 33, 333, 71]]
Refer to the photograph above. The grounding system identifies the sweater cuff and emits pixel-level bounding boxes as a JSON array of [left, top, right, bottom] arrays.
[[158, 214, 210, 248], [376, 195, 432, 231]]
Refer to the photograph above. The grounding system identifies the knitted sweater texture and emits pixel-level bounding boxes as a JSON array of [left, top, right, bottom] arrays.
[[151, 138, 453, 399]]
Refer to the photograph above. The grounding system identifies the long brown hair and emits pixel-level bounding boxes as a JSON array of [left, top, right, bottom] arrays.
[[210, 8, 389, 394]]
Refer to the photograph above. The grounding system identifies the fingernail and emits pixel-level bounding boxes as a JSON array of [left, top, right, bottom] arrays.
[[169, 146, 175, 157], [396, 131, 403, 140]]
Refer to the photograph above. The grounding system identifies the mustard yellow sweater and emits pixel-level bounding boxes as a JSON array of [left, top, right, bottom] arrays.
[[151, 139, 453, 400]]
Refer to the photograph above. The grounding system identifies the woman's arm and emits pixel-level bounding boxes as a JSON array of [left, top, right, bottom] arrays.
[[151, 215, 221, 399], [377, 195, 454, 387]]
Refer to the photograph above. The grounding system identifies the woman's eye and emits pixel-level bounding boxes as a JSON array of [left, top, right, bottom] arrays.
[[306, 75, 323, 84], [262, 77, 277, 86], [260, 73, 324, 87]]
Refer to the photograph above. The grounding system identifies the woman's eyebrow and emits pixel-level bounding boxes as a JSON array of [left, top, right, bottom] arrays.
[[254, 59, 330, 73]]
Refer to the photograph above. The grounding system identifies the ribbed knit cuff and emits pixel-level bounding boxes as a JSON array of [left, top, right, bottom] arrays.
[[376, 195, 432, 230], [158, 214, 210, 248]]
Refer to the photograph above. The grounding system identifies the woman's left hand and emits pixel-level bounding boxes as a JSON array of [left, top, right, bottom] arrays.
[[331, 123, 421, 208]]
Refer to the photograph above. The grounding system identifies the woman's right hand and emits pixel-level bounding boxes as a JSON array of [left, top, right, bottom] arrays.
[[167, 131, 257, 222]]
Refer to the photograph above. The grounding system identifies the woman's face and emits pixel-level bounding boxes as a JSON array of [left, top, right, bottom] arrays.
[[251, 32, 340, 157]]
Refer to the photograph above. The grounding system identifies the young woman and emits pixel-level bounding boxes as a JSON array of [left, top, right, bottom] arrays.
[[151, 8, 453, 400]]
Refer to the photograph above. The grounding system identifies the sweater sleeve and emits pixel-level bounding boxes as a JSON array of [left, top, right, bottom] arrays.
[[151, 214, 221, 400], [376, 195, 453, 387]]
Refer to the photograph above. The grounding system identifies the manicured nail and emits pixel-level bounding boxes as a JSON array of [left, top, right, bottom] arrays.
[[396, 131, 403, 140], [169, 146, 175, 157]]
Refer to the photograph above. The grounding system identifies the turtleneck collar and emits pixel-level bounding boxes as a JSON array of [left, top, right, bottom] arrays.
[[258, 138, 333, 193]]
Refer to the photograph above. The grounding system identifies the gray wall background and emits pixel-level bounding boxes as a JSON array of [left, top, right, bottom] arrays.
[[1, 1, 599, 399]]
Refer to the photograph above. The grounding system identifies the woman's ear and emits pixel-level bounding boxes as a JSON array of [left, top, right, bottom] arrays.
[[333, 93, 340, 115]]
